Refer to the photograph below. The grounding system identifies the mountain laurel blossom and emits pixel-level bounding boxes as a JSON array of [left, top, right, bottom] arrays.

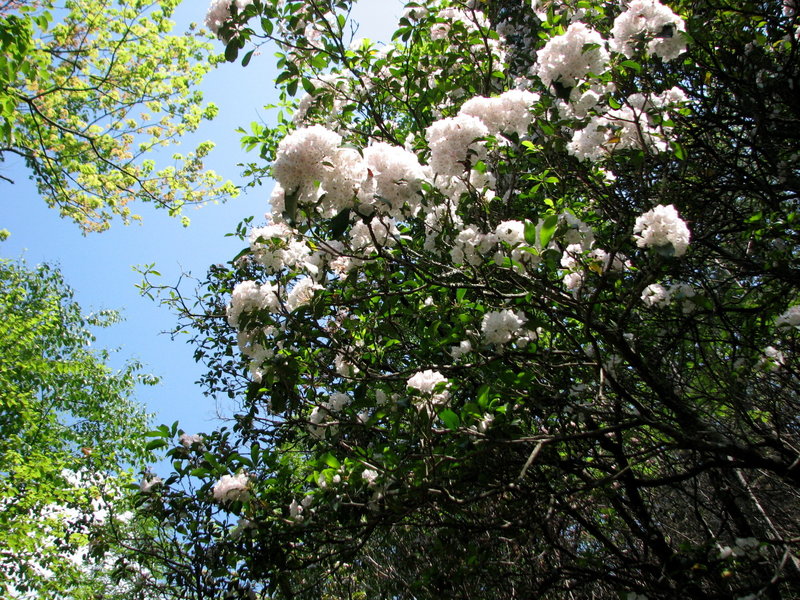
[[533, 22, 610, 88], [212, 473, 250, 503], [776, 306, 800, 327], [139, 475, 162, 493], [407, 370, 449, 394], [227, 280, 282, 327], [458, 89, 539, 137], [289, 498, 304, 522], [633, 204, 690, 256], [205, 0, 252, 36], [272, 125, 343, 200], [481, 309, 528, 346], [425, 114, 489, 178], [179, 433, 204, 448], [362, 469, 379, 486], [610, 0, 687, 61], [641, 283, 671, 308]]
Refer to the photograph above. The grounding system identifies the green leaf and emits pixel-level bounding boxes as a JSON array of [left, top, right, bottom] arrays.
[[320, 453, 341, 469], [301, 77, 316, 94], [328, 208, 351, 240], [524, 220, 537, 246], [476, 384, 490, 408], [620, 59, 642, 72], [539, 214, 559, 248], [225, 41, 240, 63], [145, 439, 167, 451], [282, 187, 300, 224], [439, 409, 460, 431]]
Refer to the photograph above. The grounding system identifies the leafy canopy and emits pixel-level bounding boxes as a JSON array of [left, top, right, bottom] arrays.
[[0, 0, 237, 232], [0, 258, 158, 597]]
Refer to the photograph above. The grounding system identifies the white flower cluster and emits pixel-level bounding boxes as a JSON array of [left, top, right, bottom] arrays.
[[521, 3, 690, 164], [776, 305, 800, 327], [225, 277, 320, 380], [289, 495, 313, 523], [212, 473, 250, 504], [325, 392, 351, 412], [334, 351, 359, 377], [204, 0, 252, 37], [226, 280, 281, 328], [633, 204, 691, 257], [556, 87, 605, 121], [459, 89, 540, 137], [562, 247, 623, 296], [451, 339, 473, 360], [534, 22, 609, 88], [407, 369, 449, 394], [236, 325, 277, 383], [361, 468, 379, 486], [610, 0, 687, 62], [481, 309, 527, 346], [272, 125, 425, 219], [404, 6, 429, 21], [641, 282, 696, 309], [318, 470, 342, 489], [139, 474, 162, 493], [306, 392, 354, 440], [568, 88, 687, 161], [430, 6, 505, 64], [361, 142, 426, 217], [407, 369, 450, 411], [272, 126, 345, 212], [307, 405, 328, 439], [426, 114, 489, 178], [555, 214, 620, 296], [498, 209, 529, 238], [450, 225, 495, 266], [450, 219, 542, 272], [286, 276, 322, 312], [249, 221, 315, 275], [561, 244, 628, 277], [179, 433, 204, 448]]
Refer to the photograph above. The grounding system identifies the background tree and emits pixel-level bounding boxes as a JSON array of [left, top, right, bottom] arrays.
[[0, 0, 237, 232], [137, 0, 800, 598], [0, 258, 166, 598]]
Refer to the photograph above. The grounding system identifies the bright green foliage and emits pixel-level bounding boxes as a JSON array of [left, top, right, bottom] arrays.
[[0, 0, 237, 232], [0, 259, 157, 597]]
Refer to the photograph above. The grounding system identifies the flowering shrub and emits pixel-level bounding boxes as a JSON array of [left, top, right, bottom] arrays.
[[137, 1, 800, 598]]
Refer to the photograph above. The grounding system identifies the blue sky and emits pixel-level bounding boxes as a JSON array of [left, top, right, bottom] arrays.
[[0, 0, 403, 436]]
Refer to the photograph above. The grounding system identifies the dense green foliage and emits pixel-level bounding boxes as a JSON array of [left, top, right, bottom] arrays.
[[0, 259, 158, 598], [136, 0, 800, 598]]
